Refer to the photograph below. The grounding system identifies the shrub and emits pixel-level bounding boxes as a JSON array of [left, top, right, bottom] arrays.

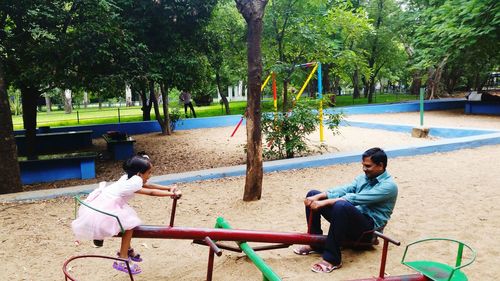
[[261, 103, 319, 159], [261, 101, 344, 160], [169, 108, 182, 131]]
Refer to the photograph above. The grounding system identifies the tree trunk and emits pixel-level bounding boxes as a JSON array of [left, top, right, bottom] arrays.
[[20, 86, 40, 159], [160, 82, 172, 135], [149, 80, 167, 135], [216, 72, 230, 115], [0, 62, 22, 193], [409, 71, 421, 95], [282, 79, 288, 112], [139, 80, 151, 121], [426, 57, 448, 100], [45, 94, 51, 112], [63, 89, 72, 114], [332, 76, 341, 96], [352, 68, 360, 98], [235, 0, 268, 201], [368, 75, 376, 103], [83, 91, 88, 108], [323, 64, 331, 94], [362, 76, 369, 98]]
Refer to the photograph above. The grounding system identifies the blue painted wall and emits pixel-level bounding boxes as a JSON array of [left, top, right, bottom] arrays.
[[13, 99, 467, 138], [343, 121, 497, 138], [325, 99, 465, 115], [20, 158, 96, 184], [465, 101, 500, 115]]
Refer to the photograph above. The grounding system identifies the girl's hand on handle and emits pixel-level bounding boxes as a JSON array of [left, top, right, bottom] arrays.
[[171, 189, 182, 199], [168, 184, 178, 192]]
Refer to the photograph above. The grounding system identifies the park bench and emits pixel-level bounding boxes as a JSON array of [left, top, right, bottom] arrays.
[[15, 130, 93, 155], [102, 132, 136, 160], [19, 152, 97, 185]]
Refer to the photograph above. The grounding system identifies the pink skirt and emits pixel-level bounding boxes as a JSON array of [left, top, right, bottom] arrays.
[[72, 194, 142, 240]]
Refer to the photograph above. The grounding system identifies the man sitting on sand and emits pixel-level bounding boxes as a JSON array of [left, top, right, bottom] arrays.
[[294, 147, 398, 273]]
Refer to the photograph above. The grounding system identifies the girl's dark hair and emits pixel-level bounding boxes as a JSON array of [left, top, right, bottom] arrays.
[[123, 154, 151, 179]]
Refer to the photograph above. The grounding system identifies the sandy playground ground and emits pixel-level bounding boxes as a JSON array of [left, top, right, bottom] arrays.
[[1, 110, 499, 280]]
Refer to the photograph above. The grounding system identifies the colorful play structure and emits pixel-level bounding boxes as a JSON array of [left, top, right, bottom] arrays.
[[64, 196, 476, 281], [231, 61, 326, 142]]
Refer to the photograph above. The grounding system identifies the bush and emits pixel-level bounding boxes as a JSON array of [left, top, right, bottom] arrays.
[[261, 101, 344, 160], [169, 108, 182, 131], [261, 103, 319, 159]]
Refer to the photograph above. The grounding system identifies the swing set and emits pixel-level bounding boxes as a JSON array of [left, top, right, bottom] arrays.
[[231, 61, 326, 142]]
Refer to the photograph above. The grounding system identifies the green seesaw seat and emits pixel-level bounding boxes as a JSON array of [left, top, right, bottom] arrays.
[[401, 238, 476, 281]]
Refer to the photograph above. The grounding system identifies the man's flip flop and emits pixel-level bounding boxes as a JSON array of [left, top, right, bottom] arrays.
[[293, 246, 318, 255], [311, 261, 342, 273]]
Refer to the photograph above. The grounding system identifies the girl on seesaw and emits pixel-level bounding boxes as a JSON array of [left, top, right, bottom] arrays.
[[72, 153, 181, 274]]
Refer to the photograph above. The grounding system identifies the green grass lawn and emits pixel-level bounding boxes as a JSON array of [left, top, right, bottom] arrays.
[[11, 93, 418, 130]]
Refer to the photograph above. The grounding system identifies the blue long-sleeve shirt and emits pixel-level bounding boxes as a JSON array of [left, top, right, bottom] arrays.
[[326, 171, 398, 229]]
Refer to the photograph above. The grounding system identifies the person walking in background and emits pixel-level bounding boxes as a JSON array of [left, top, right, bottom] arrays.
[[180, 90, 197, 118]]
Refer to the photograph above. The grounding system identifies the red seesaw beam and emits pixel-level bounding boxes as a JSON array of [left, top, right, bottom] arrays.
[[130, 225, 326, 246], [351, 274, 429, 281]]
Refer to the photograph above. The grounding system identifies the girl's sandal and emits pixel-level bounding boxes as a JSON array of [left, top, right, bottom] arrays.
[[113, 260, 142, 275], [116, 248, 143, 262], [128, 248, 143, 262]]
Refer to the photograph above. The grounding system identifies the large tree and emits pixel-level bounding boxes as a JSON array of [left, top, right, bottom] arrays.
[[1, 0, 131, 159], [119, 0, 217, 132], [405, 0, 499, 96], [359, 0, 404, 102], [234, 0, 268, 201], [0, 61, 21, 193], [205, 1, 247, 115]]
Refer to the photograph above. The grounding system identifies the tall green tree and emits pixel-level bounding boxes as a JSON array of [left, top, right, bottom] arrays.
[[119, 0, 216, 133], [317, 2, 372, 98], [359, 0, 405, 102], [407, 0, 499, 96], [1, 0, 131, 158], [205, 1, 247, 114]]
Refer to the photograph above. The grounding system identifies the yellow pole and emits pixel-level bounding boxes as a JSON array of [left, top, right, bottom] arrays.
[[319, 99, 324, 142], [272, 72, 277, 113], [261, 73, 272, 92], [295, 63, 318, 101]]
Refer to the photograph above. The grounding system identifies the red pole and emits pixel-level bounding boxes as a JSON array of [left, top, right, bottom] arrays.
[[131, 225, 326, 246], [169, 197, 178, 227], [204, 236, 222, 281], [307, 211, 313, 234], [379, 238, 390, 278], [207, 247, 214, 281], [230, 117, 244, 137], [350, 274, 429, 281]]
